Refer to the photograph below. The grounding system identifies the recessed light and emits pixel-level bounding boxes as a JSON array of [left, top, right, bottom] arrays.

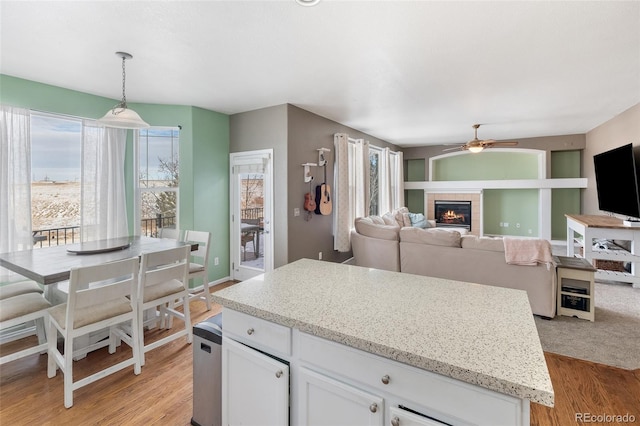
[[296, 0, 321, 6]]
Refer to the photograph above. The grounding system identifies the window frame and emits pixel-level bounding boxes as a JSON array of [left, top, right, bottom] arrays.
[[134, 127, 180, 237], [368, 145, 383, 216]]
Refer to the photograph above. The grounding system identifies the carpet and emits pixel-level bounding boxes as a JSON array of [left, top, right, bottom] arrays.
[[534, 281, 640, 370]]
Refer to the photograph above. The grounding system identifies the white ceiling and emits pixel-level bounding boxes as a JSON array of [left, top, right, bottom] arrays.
[[1, 1, 639, 147]]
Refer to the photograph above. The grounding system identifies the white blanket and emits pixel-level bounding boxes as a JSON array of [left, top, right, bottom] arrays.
[[503, 237, 553, 268]]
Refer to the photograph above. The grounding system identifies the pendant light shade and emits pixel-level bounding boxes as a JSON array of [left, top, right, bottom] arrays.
[[98, 107, 149, 129], [97, 52, 149, 129]]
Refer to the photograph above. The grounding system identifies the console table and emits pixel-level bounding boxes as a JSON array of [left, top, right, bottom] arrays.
[[565, 214, 640, 288]]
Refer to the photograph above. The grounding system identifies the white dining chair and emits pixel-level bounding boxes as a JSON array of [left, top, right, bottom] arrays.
[[46, 257, 141, 408], [183, 230, 213, 310], [138, 245, 192, 366], [0, 292, 51, 365], [0, 280, 43, 300], [159, 227, 182, 240]]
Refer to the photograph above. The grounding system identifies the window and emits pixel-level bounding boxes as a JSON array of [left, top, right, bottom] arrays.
[[333, 133, 404, 252], [30, 112, 82, 246], [369, 147, 381, 216], [136, 128, 180, 237], [369, 145, 402, 216]]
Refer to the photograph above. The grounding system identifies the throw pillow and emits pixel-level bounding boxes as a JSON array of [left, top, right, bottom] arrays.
[[382, 213, 397, 226], [402, 213, 412, 227], [407, 212, 428, 228], [393, 207, 409, 227]]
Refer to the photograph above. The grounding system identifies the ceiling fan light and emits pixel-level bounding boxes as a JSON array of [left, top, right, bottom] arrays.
[[468, 146, 484, 153], [98, 106, 150, 129]]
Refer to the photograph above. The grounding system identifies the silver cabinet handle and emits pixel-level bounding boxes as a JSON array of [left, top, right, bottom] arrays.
[[275, 370, 283, 378], [391, 416, 400, 426], [381, 374, 390, 385], [247, 328, 254, 335], [369, 403, 378, 413]]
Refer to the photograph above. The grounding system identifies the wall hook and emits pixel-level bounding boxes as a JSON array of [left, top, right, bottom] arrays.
[[317, 148, 330, 166], [302, 163, 317, 183]]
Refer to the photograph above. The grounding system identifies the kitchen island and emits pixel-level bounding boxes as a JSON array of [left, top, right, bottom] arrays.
[[212, 258, 554, 426]]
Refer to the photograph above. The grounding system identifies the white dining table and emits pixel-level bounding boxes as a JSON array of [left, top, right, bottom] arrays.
[[0, 236, 197, 359], [0, 236, 195, 287]]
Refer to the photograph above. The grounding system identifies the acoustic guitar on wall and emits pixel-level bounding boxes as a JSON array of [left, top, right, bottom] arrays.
[[314, 157, 332, 215], [318, 181, 332, 215], [304, 179, 316, 221]]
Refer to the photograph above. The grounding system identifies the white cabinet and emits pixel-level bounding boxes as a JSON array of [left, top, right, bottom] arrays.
[[298, 367, 384, 426], [221, 308, 530, 426], [221, 336, 289, 426]]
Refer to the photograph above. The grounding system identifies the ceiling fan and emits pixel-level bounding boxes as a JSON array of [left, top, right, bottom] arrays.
[[444, 124, 518, 153]]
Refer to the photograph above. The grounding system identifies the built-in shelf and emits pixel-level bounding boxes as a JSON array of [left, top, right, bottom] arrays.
[[405, 178, 587, 240], [404, 178, 587, 191]]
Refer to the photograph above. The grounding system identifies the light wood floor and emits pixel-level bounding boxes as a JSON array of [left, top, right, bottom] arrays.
[[1, 281, 638, 425]]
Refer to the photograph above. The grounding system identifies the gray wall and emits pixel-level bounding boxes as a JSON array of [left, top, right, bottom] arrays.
[[230, 105, 289, 268], [230, 103, 401, 266], [287, 105, 399, 264], [584, 103, 640, 217]]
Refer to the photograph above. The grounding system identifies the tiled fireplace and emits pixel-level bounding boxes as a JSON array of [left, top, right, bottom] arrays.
[[434, 200, 471, 231], [426, 192, 481, 236]]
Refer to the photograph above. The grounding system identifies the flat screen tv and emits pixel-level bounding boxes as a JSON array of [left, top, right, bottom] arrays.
[[593, 143, 640, 219]]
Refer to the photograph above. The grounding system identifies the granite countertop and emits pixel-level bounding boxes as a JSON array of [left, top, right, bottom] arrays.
[[212, 258, 554, 407]]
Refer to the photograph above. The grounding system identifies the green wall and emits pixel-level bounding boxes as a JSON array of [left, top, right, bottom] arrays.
[[0, 74, 231, 283], [483, 189, 539, 236], [433, 152, 539, 181], [433, 151, 540, 236], [430, 150, 581, 237], [551, 150, 581, 239], [405, 158, 425, 214]]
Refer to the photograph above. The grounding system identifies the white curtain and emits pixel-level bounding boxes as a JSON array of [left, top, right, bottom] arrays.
[[333, 134, 369, 252], [81, 121, 128, 241], [333, 133, 351, 252], [0, 106, 32, 258], [390, 150, 405, 211], [378, 148, 392, 215], [352, 139, 370, 220]]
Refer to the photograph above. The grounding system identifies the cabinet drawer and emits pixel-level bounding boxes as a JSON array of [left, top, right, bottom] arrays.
[[389, 406, 447, 426], [223, 309, 291, 356], [298, 332, 526, 426]]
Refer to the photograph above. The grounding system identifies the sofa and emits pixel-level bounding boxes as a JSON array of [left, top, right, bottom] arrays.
[[351, 213, 557, 318]]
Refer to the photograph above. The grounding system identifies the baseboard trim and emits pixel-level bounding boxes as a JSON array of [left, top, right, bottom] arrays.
[[189, 276, 232, 293]]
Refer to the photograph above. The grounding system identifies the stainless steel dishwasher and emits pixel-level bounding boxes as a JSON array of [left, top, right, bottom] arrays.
[[191, 312, 222, 426]]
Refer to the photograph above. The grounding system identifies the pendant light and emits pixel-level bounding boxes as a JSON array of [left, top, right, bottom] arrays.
[[98, 52, 150, 129]]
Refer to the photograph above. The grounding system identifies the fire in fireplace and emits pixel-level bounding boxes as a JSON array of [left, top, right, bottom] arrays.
[[434, 200, 471, 231]]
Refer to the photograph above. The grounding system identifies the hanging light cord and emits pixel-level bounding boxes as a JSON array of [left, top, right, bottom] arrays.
[[120, 55, 128, 108]]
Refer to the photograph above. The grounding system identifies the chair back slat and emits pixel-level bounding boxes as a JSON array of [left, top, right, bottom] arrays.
[[66, 257, 139, 328], [139, 245, 190, 289], [183, 230, 210, 261], [142, 263, 187, 288], [159, 228, 181, 240], [74, 277, 135, 310]]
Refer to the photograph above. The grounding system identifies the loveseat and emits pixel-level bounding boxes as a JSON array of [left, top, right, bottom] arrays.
[[351, 213, 557, 318]]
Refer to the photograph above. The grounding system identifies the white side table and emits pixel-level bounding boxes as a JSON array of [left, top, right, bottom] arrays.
[[555, 256, 596, 321]]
